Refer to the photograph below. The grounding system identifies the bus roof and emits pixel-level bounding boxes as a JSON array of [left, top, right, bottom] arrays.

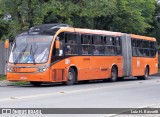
[[19, 24, 70, 36], [58, 27, 156, 42], [18, 24, 156, 42], [130, 34, 156, 41], [58, 27, 122, 36]]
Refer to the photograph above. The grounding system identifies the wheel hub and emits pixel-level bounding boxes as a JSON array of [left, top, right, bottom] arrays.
[[68, 72, 73, 81]]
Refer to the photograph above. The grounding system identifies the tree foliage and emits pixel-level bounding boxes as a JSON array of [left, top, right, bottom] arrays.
[[0, 0, 159, 42], [111, 0, 155, 34], [149, 1, 160, 40]]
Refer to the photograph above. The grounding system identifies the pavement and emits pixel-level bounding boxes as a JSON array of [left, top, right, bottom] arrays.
[[0, 80, 10, 86], [108, 103, 160, 117], [0, 76, 160, 117]]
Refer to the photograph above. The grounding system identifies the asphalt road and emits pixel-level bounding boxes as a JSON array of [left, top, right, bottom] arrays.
[[0, 76, 160, 116]]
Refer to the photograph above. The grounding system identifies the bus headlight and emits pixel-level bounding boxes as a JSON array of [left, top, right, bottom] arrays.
[[7, 68, 12, 72], [38, 67, 47, 72]]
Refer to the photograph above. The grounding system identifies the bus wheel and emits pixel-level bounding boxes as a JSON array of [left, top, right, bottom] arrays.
[[137, 67, 149, 80], [65, 68, 76, 85], [30, 81, 42, 86], [118, 77, 124, 81], [109, 67, 118, 82]]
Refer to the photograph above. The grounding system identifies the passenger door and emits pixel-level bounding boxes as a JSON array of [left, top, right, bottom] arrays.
[[78, 34, 92, 80], [132, 39, 142, 76]]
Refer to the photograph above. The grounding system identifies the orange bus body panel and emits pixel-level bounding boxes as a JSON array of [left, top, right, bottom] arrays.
[[49, 56, 123, 82], [132, 56, 158, 76], [131, 34, 158, 76]]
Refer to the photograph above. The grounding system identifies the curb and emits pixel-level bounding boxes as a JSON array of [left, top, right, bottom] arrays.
[[0, 80, 10, 86]]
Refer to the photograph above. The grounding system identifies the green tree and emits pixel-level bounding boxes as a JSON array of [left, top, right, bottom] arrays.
[[2, 0, 50, 38], [110, 0, 156, 34], [155, 2, 160, 41], [43, 0, 117, 29], [0, 0, 9, 40], [147, 1, 160, 42], [0, 0, 158, 40]]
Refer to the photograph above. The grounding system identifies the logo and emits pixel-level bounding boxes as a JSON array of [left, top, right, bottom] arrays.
[[1, 109, 42, 115], [2, 109, 11, 114]]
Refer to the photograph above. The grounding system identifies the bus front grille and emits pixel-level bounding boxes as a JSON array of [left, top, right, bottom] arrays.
[[53, 69, 64, 81]]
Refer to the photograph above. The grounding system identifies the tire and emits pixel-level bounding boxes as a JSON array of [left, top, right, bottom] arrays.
[[117, 77, 124, 81], [137, 67, 149, 80], [79, 80, 89, 84], [65, 68, 76, 85], [30, 81, 42, 86], [109, 67, 118, 82]]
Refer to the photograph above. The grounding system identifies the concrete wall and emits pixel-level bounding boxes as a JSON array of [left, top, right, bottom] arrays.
[[0, 42, 8, 75]]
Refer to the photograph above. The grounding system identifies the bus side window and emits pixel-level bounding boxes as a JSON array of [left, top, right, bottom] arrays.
[[51, 33, 65, 62], [52, 33, 65, 57], [59, 33, 65, 56], [132, 38, 141, 57], [111, 37, 118, 55], [143, 41, 149, 57], [136, 39, 142, 56], [115, 37, 120, 46], [132, 39, 157, 58], [81, 35, 92, 55], [112, 37, 115, 45], [149, 41, 157, 57], [104, 36, 118, 55], [92, 35, 104, 55], [139, 40, 144, 56], [93, 35, 103, 45], [115, 37, 121, 55], [104, 36, 110, 55], [132, 39, 136, 56], [154, 42, 157, 56], [65, 33, 78, 55]]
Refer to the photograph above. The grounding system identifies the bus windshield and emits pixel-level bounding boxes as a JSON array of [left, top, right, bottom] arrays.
[[9, 35, 53, 64]]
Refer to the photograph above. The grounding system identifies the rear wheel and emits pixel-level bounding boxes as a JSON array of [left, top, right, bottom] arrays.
[[65, 68, 76, 85], [109, 67, 118, 82], [30, 81, 42, 86], [137, 67, 149, 80]]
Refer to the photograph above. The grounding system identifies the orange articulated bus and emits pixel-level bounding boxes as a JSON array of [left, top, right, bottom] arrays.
[[6, 24, 158, 86]]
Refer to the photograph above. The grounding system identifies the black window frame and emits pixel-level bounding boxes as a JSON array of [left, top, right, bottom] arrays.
[[80, 34, 92, 55], [132, 38, 157, 58]]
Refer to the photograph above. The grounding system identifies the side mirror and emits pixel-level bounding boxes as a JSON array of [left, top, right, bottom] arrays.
[[4, 39, 9, 49], [55, 39, 60, 49]]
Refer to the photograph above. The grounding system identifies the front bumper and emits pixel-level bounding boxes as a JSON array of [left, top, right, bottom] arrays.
[[7, 70, 50, 82]]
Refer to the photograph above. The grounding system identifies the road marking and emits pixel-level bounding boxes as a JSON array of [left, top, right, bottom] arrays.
[[0, 79, 159, 102]]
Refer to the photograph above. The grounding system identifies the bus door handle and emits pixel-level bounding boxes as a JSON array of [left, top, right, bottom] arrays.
[[83, 58, 90, 60]]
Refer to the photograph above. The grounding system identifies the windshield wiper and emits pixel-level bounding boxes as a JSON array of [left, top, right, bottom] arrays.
[[30, 45, 37, 65], [14, 44, 28, 64]]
